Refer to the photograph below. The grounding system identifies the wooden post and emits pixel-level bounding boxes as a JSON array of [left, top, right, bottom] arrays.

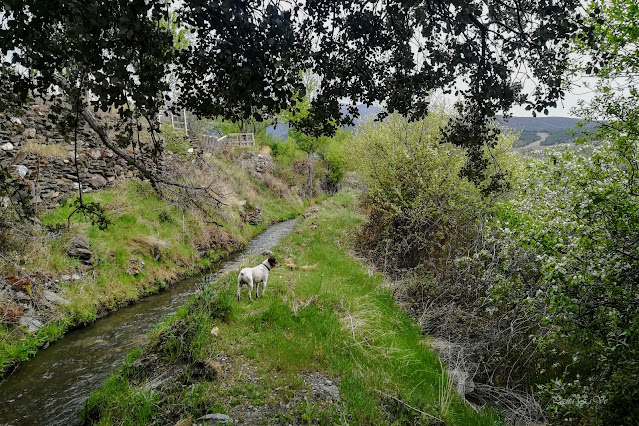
[[183, 110, 188, 136]]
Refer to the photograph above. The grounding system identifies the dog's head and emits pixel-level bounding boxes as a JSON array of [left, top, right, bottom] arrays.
[[267, 255, 281, 268]]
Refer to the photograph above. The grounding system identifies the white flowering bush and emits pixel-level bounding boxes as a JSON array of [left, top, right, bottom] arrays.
[[496, 139, 639, 423]]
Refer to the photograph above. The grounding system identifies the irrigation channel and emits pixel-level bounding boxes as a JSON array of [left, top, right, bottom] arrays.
[[0, 218, 297, 425]]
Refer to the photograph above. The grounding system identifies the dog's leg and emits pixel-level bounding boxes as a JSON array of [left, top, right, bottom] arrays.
[[262, 278, 267, 297], [237, 277, 241, 301], [248, 280, 254, 301], [255, 282, 261, 298]]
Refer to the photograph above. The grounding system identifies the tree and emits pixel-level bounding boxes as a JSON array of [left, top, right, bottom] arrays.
[[296, 0, 587, 182], [280, 71, 329, 196], [1, 0, 590, 197]]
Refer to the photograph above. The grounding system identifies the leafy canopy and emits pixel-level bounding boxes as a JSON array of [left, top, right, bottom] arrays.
[[1, 0, 589, 176]]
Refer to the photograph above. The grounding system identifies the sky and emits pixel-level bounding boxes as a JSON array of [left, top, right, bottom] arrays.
[[509, 75, 598, 117]]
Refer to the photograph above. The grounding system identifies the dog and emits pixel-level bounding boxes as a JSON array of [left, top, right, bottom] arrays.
[[237, 255, 280, 301]]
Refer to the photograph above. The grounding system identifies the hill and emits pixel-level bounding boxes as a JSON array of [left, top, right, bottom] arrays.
[[266, 104, 384, 140], [497, 116, 599, 148]]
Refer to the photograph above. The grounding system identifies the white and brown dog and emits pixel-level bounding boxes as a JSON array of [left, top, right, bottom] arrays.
[[237, 255, 280, 301]]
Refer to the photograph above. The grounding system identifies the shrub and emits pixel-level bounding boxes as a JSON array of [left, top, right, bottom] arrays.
[[348, 112, 516, 271], [497, 140, 639, 423]]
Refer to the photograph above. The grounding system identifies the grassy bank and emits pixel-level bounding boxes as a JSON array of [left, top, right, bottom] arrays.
[[82, 191, 501, 425], [0, 167, 307, 375]]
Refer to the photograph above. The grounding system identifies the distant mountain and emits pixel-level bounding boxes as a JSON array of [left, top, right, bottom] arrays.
[[267, 111, 598, 146], [496, 116, 600, 148], [497, 116, 598, 132], [266, 104, 384, 140]]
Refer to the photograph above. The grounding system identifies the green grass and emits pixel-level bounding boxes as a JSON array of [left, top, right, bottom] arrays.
[[1, 175, 305, 377], [83, 191, 502, 425]]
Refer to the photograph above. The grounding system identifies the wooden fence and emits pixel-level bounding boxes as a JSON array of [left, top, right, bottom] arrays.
[[201, 133, 255, 150]]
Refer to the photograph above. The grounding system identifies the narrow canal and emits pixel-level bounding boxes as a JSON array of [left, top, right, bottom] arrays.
[[0, 219, 297, 425]]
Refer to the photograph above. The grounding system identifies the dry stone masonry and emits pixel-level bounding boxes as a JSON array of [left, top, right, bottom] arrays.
[[1, 103, 134, 211]]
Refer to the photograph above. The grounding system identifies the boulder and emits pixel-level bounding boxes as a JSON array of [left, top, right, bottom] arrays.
[[304, 372, 341, 402], [88, 148, 102, 160], [68, 236, 93, 265], [241, 208, 262, 226], [14, 164, 28, 178], [22, 128, 36, 138], [1, 142, 14, 151], [88, 174, 108, 189], [19, 315, 44, 333], [42, 290, 69, 306]]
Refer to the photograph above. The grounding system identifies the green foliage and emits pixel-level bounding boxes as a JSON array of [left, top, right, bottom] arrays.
[[161, 123, 190, 155], [157, 210, 174, 224], [67, 198, 112, 230], [2, 0, 591, 183], [494, 139, 639, 423], [349, 112, 518, 270], [83, 193, 501, 425], [320, 129, 351, 186]]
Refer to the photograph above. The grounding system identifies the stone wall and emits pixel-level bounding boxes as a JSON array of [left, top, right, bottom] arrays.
[[0, 103, 133, 210]]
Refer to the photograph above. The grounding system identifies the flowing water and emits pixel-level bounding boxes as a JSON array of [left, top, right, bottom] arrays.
[[0, 218, 297, 426]]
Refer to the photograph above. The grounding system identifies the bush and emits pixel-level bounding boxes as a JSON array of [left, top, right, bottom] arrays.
[[497, 140, 639, 423], [348, 112, 516, 271]]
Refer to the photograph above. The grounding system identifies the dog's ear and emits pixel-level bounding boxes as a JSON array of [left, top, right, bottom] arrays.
[[268, 255, 277, 266]]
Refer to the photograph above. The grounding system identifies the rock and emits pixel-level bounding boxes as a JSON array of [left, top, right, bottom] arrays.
[[241, 208, 262, 226], [42, 290, 69, 306], [8, 135, 22, 144], [22, 128, 36, 138], [211, 326, 220, 337], [14, 164, 28, 178], [88, 148, 102, 160], [125, 259, 144, 275], [1, 142, 14, 151], [197, 413, 233, 425], [48, 191, 59, 198], [19, 315, 44, 333], [88, 174, 107, 189], [304, 373, 341, 402], [68, 236, 93, 266], [10, 116, 22, 125], [187, 147, 194, 153]]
